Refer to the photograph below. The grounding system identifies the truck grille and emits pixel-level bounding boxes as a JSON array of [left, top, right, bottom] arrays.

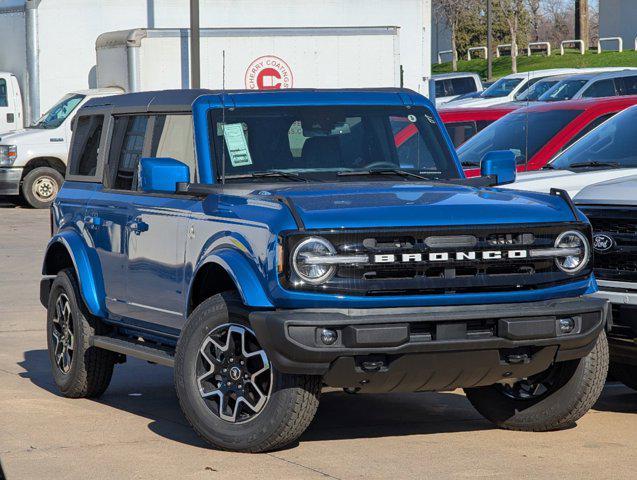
[[282, 223, 591, 295], [580, 207, 637, 282]]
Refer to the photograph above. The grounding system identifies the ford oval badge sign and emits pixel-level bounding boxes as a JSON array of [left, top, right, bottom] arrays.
[[593, 233, 614, 253]]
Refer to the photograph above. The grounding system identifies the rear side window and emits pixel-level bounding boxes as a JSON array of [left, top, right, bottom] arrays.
[[582, 79, 617, 98], [68, 115, 104, 177], [620, 76, 637, 95], [150, 114, 196, 181], [450, 77, 478, 95], [108, 115, 149, 190]]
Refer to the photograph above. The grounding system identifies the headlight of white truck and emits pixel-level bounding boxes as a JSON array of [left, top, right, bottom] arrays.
[[0, 145, 17, 166]]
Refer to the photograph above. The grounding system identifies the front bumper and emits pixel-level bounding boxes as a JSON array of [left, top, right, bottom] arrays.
[[0, 167, 22, 195], [250, 296, 608, 392], [594, 280, 637, 365]]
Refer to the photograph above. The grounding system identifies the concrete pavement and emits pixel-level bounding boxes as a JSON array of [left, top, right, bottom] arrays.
[[1, 200, 636, 479]]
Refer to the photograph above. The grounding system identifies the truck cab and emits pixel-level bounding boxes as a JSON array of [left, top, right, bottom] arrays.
[[0, 87, 121, 208], [0, 72, 23, 133], [41, 88, 609, 453]]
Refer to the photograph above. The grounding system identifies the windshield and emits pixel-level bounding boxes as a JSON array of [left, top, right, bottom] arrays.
[[210, 106, 460, 182], [539, 80, 588, 101], [457, 109, 583, 166], [516, 79, 561, 101], [32, 94, 85, 129], [549, 107, 637, 170], [480, 78, 523, 98]]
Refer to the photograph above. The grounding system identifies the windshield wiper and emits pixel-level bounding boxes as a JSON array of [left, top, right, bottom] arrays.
[[337, 168, 432, 181], [228, 171, 310, 182], [460, 161, 480, 167], [568, 161, 621, 169], [542, 164, 556, 170]]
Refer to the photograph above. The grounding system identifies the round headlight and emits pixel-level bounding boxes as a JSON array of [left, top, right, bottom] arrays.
[[292, 237, 336, 285], [554, 230, 590, 274]]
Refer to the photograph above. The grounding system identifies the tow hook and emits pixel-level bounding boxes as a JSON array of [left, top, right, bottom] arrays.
[[505, 353, 531, 365]]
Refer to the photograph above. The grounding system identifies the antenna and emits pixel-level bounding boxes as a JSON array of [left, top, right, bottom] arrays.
[[221, 49, 226, 187], [524, 70, 530, 169]]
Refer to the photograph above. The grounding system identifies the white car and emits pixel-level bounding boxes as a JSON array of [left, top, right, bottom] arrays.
[[443, 69, 584, 109], [432, 72, 483, 106], [503, 105, 637, 197], [0, 88, 121, 208], [539, 69, 637, 102]]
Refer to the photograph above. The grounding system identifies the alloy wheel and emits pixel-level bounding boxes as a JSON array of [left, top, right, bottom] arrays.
[[196, 324, 272, 423], [51, 293, 75, 374]]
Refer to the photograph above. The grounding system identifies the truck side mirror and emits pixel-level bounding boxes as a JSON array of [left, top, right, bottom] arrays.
[[480, 150, 516, 186], [138, 157, 190, 193]]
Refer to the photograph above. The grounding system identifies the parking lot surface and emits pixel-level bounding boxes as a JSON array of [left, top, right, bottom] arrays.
[[1, 199, 637, 480]]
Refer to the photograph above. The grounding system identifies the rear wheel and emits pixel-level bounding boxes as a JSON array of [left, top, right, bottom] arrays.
[[47, 269, 117, 398], [609, 362, 637, 391], [22, 166, 63, 208], [175, 293, 321, 452], [465, 331, 608, 431]]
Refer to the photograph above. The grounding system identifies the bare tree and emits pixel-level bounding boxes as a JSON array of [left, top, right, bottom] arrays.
[[498, 0, 526, 73], [526, 0, 542, 42], [433, 0, 464, 71]]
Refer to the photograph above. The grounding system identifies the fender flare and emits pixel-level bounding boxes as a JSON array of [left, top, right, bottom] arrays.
[[42, 230, 107, 317], [190, 248, 274, 309]]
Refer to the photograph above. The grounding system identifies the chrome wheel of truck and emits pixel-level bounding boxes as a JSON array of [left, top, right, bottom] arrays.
[[175, 292, 321, 452], [465, 331, 608, 431], [196, 324, 272, 423], [22, 166, 64, 208]]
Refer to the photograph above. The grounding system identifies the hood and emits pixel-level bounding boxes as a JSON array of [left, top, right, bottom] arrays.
[[575, 174, 637, 206], [501, 168, 637, 198], [443, 96, 511, 109], [236, 181, 578, 229], [0, 127, 60, 145]]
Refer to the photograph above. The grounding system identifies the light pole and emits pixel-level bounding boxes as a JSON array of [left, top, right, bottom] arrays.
[[487, 0, 493, 81], [190, 0, 201, 89]]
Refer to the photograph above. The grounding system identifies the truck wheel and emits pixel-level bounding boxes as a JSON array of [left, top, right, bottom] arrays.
[[175, 292, 321, 452], [47, 269, 116, 398], [22, 166, 64, 208], [609, 362, 637, 391], [465, 331, 608, 431]]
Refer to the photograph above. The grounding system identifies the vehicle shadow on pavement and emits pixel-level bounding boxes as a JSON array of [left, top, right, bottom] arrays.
[[18, 348, 495, 450], [0, 196, 22, 208], [593, 383, 637, 414]]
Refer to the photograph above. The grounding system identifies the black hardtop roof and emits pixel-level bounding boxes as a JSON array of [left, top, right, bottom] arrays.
[[81, 87, 419, 113]]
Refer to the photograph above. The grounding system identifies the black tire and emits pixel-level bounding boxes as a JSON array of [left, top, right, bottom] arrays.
[[609, 362, 637, 391], [465, 331, 608, 431], [175, 292, 321, 452], [22, 166, 64, 208], [47, 269, 117, 398]]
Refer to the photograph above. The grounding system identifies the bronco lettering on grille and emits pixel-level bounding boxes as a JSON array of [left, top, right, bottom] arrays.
[[373, 250, 528, 263]]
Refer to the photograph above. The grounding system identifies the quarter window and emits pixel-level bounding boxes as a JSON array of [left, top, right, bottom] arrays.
[[68, 115, 104, 177], [109, 115, 149, 190]]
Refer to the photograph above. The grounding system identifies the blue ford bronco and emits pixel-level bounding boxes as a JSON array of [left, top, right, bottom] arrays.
[[41, 89, 609, 452]]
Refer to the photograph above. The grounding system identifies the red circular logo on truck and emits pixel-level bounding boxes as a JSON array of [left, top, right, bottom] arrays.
[[245, 56, 293, 90]]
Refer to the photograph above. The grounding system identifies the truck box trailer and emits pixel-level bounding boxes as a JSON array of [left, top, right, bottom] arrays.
[[96, 27, 401, 92]]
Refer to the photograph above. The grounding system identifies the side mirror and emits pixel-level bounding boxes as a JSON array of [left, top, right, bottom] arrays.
[[480, 150, 516, 186], [138, 157, 190, 193]]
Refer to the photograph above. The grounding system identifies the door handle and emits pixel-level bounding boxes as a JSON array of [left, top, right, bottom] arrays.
[[127, 218, 149, 235]]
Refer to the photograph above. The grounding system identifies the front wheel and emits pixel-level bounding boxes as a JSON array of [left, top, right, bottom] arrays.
[[22, 166, 64, 208], [465, 331, 608, 431], [174, 293, 321, 452]]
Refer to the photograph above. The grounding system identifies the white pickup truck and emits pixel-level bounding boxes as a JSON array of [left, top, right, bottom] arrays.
[[0, 88, 121, 208]]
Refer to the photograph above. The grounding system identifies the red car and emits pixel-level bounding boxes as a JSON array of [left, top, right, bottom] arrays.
[[457, 96, 637, 177], [439, 105, 519, 147]]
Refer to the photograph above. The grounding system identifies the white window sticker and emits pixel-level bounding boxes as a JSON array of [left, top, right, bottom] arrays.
[[222, 123, 253, 167]]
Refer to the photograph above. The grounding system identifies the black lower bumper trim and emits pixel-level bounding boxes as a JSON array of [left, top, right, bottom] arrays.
[[249, 296, 609, 387]]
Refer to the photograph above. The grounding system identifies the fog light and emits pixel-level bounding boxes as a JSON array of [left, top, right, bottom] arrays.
[[320, 328, 337, 345], [559, 317, 576, 334]]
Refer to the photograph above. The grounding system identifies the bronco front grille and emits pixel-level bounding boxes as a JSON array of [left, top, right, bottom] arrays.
[[580, 207, 637, 282], [281, 223, 592, 295]]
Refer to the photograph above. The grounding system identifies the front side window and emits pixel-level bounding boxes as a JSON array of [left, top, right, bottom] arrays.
[[516, 79, 560, 101], [151, 114, 196, 181], [457, 109, 583, 167], [581, 79, 617, 98], [69, 115, 104, 176], [621, 75, 637, 95], [108, 115, 149, 190], [540, 80, 588, 101], [32, 94, 85, 129], [549, 107, 637, 170], [0, 79, 7, 107], [481, 78, 523, 98], [210, 106, 459, 182], [450, 77, 478, 96]]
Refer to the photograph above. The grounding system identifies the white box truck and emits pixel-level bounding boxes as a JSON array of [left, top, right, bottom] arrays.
[[96, 27, 401, 92]]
